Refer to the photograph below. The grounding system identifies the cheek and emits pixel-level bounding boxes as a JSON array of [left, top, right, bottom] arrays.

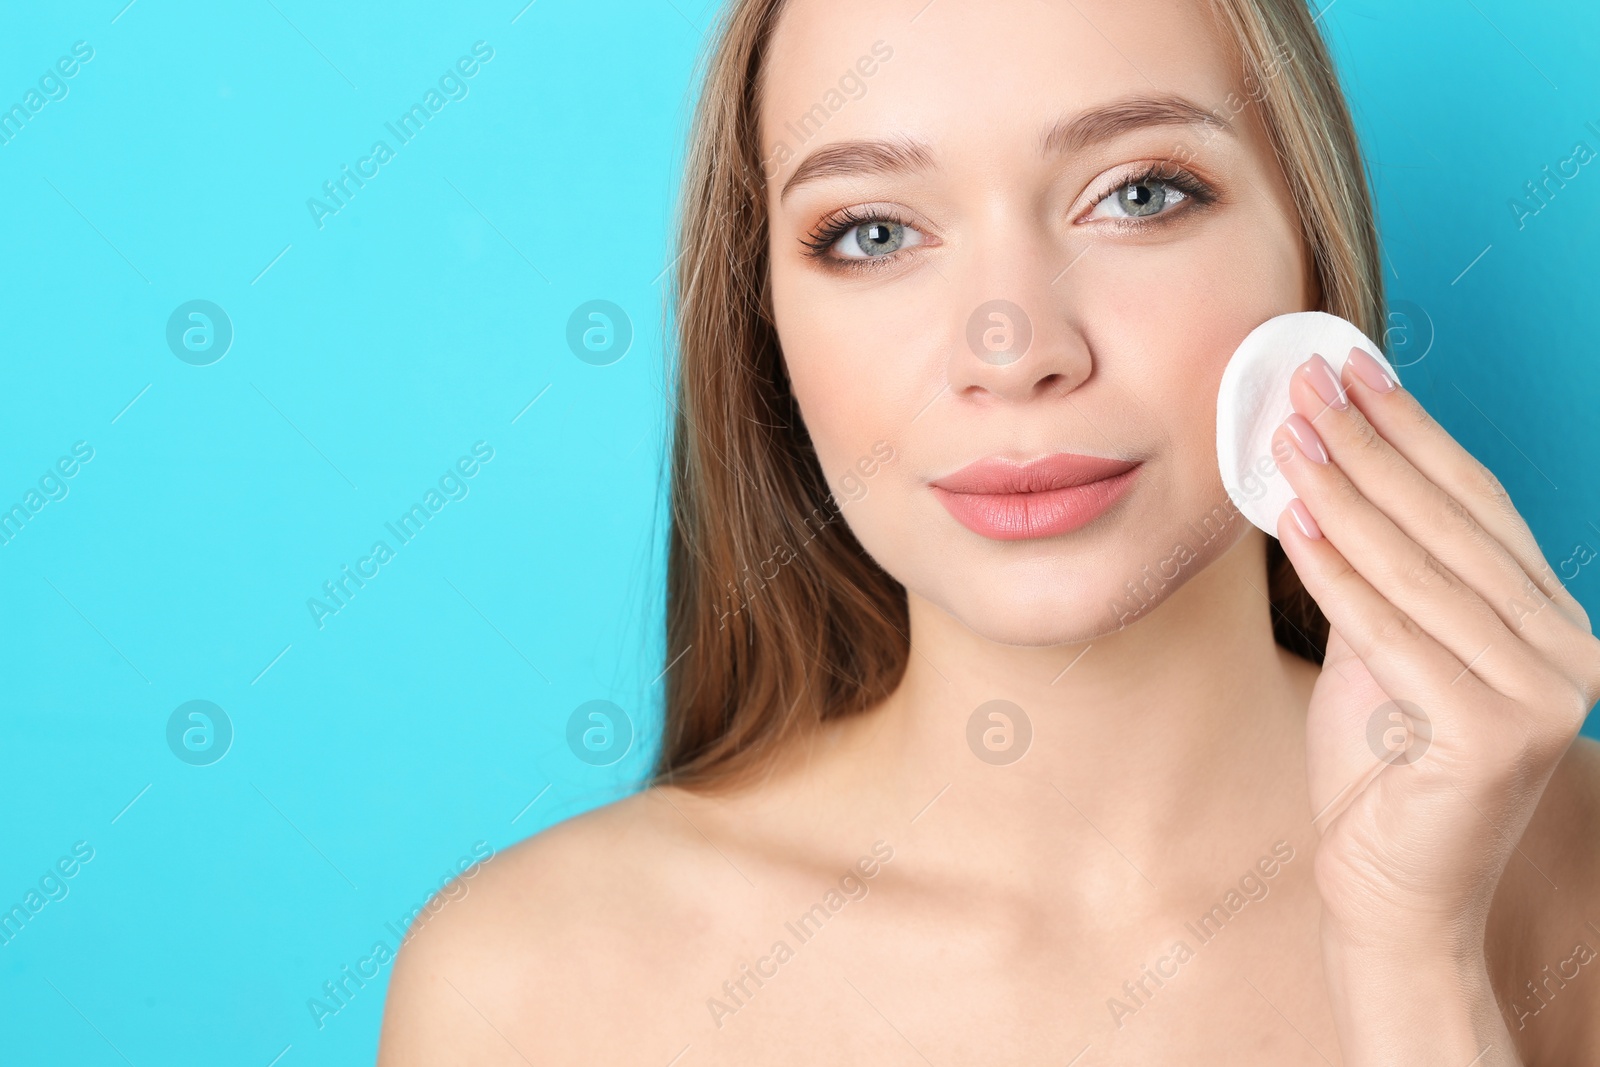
[[1076, 220, 1308, 476], [772, 265, 942, 483]]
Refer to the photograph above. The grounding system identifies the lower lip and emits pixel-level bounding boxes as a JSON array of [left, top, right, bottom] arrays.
[[931, 466, 1141, 541]]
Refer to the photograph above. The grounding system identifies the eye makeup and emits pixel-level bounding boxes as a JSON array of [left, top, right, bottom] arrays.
[[796, 157, 1223, 271], [800, 203, 929, 270], [1075, 161, 1220, 225]]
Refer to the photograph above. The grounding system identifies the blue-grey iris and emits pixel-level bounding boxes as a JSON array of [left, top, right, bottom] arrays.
[[856, 221, 904, 255], [1116, 180, 1169, 216]]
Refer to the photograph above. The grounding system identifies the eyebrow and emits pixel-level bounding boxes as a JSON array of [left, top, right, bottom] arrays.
[[777, 93, 1232, 201], [779, 138, 935, 202], [1040, 94, 1233, 156]]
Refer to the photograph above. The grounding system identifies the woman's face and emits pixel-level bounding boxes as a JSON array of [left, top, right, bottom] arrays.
[[762, 0, 1316, 645]]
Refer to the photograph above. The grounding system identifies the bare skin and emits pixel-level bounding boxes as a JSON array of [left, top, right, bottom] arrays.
[[377, 0, 1600, 1063]]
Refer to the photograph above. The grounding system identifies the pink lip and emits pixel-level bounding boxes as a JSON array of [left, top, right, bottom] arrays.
[[929, 453, 1141, 540]]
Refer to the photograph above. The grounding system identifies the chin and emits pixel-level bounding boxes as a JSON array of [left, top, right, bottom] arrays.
[[884, 477, 1253, 647], [939, 591, 1121, 647], [919, 551, 1164, 646]]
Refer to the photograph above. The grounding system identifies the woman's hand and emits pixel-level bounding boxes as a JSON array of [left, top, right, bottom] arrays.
[[1269, 347, 1600, 1066]]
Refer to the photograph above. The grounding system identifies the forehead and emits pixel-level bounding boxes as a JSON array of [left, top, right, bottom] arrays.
[[760, 0, 1241, 156]]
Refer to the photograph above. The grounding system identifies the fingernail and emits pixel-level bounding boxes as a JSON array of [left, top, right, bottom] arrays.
[[1283, 412, 1329, 464], [1301, 353, 1348, 411], [1286, 498, 1322, 540], [1347, 346, 1397, 393]]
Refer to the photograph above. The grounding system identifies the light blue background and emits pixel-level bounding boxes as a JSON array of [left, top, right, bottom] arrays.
[[0, 1, 1595, 1063]]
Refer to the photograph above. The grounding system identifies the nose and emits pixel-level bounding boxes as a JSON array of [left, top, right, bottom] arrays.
[[945, 232, 1094, 404]]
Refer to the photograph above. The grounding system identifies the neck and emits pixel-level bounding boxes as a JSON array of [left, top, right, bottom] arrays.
[[845, 528, 1318, 904]]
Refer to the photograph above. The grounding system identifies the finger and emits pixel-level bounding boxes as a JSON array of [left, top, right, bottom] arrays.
[[1291, 493, 1600, 765], [1286, 355, 1585, 672], [1272, 409, 1540, 702], [1336, 347, 1588, 634], [1276, 497, 1483, 716]]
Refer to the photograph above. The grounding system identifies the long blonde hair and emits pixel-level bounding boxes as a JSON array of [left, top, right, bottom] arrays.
[[654, 0, 1384, 791]]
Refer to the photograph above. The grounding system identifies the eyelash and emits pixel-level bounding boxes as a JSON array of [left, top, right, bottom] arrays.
[[800, 163, 1219, 268], [1082, 162, 1218, 222], [801, 205, 911, 261]]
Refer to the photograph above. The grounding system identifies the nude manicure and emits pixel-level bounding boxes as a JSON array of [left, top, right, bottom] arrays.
[[1283, 413, 1329, 464], [1346, 346, 1397, 393], [1302, 353, 1348, 411], [1286, 498, 1322, 540]]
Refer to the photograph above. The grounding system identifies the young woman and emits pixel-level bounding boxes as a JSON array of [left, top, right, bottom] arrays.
[[379, 0, 1600, 1062]]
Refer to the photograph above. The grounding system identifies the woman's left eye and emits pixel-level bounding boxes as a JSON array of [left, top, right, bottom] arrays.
[[1087, 177, 1190, 221]]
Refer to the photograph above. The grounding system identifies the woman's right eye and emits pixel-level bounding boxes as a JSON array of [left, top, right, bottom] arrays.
[[838, 219, 902, 255], [807, 214, 927, 262]]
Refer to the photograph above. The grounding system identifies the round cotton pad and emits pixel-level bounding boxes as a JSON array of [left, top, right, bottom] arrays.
[[1216, 311, 1397, 537]]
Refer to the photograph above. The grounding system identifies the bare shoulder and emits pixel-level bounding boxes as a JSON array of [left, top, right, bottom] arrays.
[[1490, 734, 1600, 1059], [375, 786, 734, 1066]]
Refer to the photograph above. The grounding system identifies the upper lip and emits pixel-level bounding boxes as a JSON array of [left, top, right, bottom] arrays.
[[931, 452, 1139, 494]]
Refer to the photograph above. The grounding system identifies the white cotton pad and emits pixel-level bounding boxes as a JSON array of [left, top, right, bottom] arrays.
[[1216, 311, 1397, 536]]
